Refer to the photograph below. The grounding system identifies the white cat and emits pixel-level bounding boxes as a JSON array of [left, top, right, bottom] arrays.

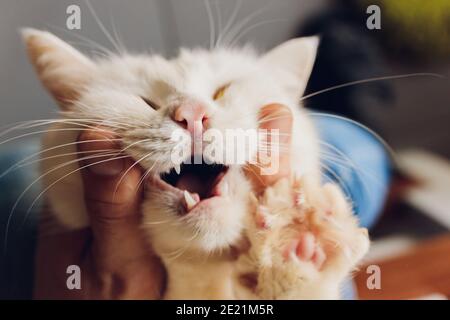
[[22, 28, 369, 299]]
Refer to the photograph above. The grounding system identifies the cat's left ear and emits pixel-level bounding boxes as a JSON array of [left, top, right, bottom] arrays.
[[262, 36, 319, 101], [21, 28, 95, 109]]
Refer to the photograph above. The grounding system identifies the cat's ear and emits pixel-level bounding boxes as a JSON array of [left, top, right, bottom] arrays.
[[262, 36, 319, 101], [21, 28, 95, 109]]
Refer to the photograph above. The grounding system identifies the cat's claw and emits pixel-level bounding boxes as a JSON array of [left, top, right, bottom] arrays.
[[241, 177, 370, 299], [255, 205, 270, 229]]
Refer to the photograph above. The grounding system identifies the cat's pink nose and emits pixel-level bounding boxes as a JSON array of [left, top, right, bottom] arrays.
[[172, 103, 208, 135]]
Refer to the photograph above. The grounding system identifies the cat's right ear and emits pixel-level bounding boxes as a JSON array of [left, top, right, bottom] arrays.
[[21, 28, 95, 109], [261, 36, 319, 101]]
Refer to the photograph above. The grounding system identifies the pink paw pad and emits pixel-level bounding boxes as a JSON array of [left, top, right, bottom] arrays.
[[255, 206, 270, 229], [293, 191, 305, 207], [283, 232, 326, 269]]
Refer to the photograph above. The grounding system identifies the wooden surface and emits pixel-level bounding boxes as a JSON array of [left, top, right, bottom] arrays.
[[354, 234, 450, 300]]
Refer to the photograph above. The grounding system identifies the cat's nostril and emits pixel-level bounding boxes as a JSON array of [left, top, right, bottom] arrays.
[[177, 118, 188, 129], [172, 103, 208, 134]]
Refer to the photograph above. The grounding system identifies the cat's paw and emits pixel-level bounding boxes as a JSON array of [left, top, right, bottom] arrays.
[[242, 177, 370, 299], [283, 232, 326, 270]]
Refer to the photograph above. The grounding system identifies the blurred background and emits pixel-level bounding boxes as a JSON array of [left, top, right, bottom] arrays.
[[0, 0, 449, 299]]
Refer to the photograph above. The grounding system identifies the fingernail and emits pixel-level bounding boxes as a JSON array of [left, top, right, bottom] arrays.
[[88, 158, 124, 176]]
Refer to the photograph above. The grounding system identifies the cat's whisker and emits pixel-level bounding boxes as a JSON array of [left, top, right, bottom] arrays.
[[19, 154, 132, 233], [84, 0, 124, 54], [257, 147, 290, 152], [3, 152, 127, 253], [258, 141, 290, 147], [110, 14, 127, 54], [0, 138, 122, 180], [64, 105, 150, 128], [61, 111, 140, 128], [242, 163, 268, 188], [301, 73, 444, 103], [0, 119, 60, 137], [143, 219, 173, 225], [320, 162, 354, 210], [136, 168, 153, 195], [1, 148, 117, 179], [320, 151, 381, 186], [257, 148, 290, 154], [0, 118, 125, 138], [0, 126, 121, 147], [213, 0, 223, 48], [319, 144, 382, 207], [135, 153, 165, 195], [62, 118, 133, 130], [113, 150, 158, 199], [221, 0, 274, 47], [312, 113, 396, 162], [320, 152, 373, 199], [203, 0, 216, 50], [258, 143, 290, 150], [230, 18, 287, 47], [0, 121, 129, 147], [0, 116, 138, 146], [65, 41, 111, 58], [319, 140, 384, 188], [216, 0, 242, 48], [257, 115, 292, 124], [164, 228, 201, 262], [119, 138, 154, 153], [47, 24, 113, 56]]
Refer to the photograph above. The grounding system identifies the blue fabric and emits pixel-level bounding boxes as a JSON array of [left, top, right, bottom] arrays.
[[314, 114, 392, 300], [0, 114, 391, 299], [314, 114, 391, 229], [0, 141, 41, 299]]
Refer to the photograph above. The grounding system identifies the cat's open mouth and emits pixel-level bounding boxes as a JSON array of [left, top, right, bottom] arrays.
[[156, 160, 229, 213]]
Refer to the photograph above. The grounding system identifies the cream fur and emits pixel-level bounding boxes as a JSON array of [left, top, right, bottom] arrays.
[[22, 28, 368, 299]]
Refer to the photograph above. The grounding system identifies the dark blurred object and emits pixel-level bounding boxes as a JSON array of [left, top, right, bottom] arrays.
[[298, 5, 394, 130], [371, 168, 447, 240], [360, 0, 450, 62]]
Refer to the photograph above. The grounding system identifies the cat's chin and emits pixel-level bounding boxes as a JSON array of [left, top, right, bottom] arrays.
[[143, 166, 250, 254]]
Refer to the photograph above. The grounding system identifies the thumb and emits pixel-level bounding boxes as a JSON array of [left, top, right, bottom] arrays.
[[78, 128, 149, 270], [245, 104, 293, 194]]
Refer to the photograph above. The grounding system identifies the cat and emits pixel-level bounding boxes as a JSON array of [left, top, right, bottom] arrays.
[[22, 28, 369, 299]]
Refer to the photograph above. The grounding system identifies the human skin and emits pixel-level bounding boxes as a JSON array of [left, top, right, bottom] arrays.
[[33, 104, 292, 299]]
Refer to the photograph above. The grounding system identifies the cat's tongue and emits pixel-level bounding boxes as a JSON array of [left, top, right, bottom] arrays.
[[176, 172, 208, 198]]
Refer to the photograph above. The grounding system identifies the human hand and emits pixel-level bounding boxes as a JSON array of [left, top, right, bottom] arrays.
[[244, 103, 293, 194], [34, 127, 165, 299]]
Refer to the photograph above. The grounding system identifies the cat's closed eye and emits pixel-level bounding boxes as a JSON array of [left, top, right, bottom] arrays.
[[141, 97, 161, 110], [213, 84, 229, 101]]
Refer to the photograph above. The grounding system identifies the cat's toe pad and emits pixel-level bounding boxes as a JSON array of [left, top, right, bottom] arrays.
[[283, 232, 326, 270]]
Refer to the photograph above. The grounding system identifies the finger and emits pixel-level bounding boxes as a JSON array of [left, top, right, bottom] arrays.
[[78, 128, 150, 270], [245, 104, 293, 193]]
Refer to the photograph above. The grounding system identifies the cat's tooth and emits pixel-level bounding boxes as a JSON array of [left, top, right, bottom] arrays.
[[174, 165, 181, 175], [184, 190, 198, 210], [222, 182, 229, 196], [294, 191, 305, 207]]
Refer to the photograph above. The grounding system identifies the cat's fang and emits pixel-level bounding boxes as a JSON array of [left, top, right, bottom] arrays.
[[184, 190, 199, 210], [222, 182, 229, 196], [174, 164, 181, 175]]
